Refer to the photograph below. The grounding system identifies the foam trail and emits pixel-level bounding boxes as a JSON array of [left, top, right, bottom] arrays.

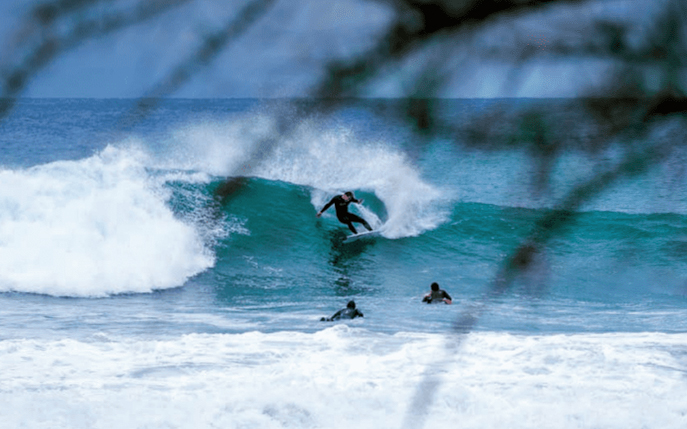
[[0, 146, 214, 297]]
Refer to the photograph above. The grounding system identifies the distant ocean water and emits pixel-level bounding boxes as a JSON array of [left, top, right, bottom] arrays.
[[0, 98, 686, 428]]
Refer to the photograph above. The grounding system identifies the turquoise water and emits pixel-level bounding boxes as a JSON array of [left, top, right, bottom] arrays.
[[1, 98, 685, 335], [1, 99, 686, 428]]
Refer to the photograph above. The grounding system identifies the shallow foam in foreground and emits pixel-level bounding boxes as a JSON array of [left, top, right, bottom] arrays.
[[0, 328, 684, 429]]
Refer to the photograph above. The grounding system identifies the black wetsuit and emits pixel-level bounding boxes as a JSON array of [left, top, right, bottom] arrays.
[[422, 289, 452, 304], [320, 195, 372, 234], [321, 307, 364, 321]]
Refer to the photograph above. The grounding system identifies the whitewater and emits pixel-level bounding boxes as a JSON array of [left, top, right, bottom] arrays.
[[0, 98, 685, 428]]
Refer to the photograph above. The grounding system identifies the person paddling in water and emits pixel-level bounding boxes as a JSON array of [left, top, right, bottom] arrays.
[[316, 191, 372, 234], [422, 282, 452, 304], [320, 300, 364, 321]]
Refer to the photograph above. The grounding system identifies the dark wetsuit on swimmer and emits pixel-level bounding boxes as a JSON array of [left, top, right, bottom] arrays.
[[320, 300, 364, 321], [317, 192, 372, 234]]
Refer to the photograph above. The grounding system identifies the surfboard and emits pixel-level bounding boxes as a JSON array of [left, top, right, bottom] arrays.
[[343, 230, 381, 243]]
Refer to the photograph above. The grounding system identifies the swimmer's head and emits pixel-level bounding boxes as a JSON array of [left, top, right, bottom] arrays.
[[347, 300, 356, 309], [431, 282, 439, 291]]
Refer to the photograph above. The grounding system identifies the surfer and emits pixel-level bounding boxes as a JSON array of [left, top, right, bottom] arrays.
[[316, 191, 373, 234], [422, 282, 452, 304], [320, 300, 364, 321]]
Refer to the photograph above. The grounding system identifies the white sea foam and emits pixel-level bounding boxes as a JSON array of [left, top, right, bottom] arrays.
[[157, 116, 449, 238], [261, 127, 447, 239], [0, 328, 685, 429], [0, 145, 214, 297], [0, 110, 448, 296]]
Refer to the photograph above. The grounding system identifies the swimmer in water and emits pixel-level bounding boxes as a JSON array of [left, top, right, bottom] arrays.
[[422, 282, 452, 304], [320, 300, 364, 321]]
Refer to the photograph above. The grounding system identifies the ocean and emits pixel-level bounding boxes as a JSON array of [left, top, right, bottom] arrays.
[[0, 98, 686, 428]]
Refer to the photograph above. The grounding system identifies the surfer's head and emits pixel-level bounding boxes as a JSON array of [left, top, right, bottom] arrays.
[[347, 300, 356, 309], [431, 282, 439, 291], [344, 191, 354, 200]]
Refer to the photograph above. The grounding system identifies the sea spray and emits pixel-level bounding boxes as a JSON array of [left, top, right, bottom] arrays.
[[154, 115, 450, 238], [0, 146, 214, 296]]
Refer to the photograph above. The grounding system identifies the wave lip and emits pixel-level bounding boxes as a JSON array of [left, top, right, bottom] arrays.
[[156, 116, 450, 239], [0, 146, 214, 297], [251, 123, 449, 238]]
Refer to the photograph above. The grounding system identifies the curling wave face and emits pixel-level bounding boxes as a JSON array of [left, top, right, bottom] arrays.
[[156, 115, 449, 238]]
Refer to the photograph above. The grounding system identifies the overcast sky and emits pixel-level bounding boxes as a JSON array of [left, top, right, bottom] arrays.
[[0, 0, 672, 98]]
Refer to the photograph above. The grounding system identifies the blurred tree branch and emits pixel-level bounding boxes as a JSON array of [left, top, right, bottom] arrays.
[[1, 0, 193, 117], [0, 1, 685, 426]]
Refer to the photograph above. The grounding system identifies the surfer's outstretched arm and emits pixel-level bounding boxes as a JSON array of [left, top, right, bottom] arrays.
[[316, 197, 336, 217], [329, 309, 345, 321]]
